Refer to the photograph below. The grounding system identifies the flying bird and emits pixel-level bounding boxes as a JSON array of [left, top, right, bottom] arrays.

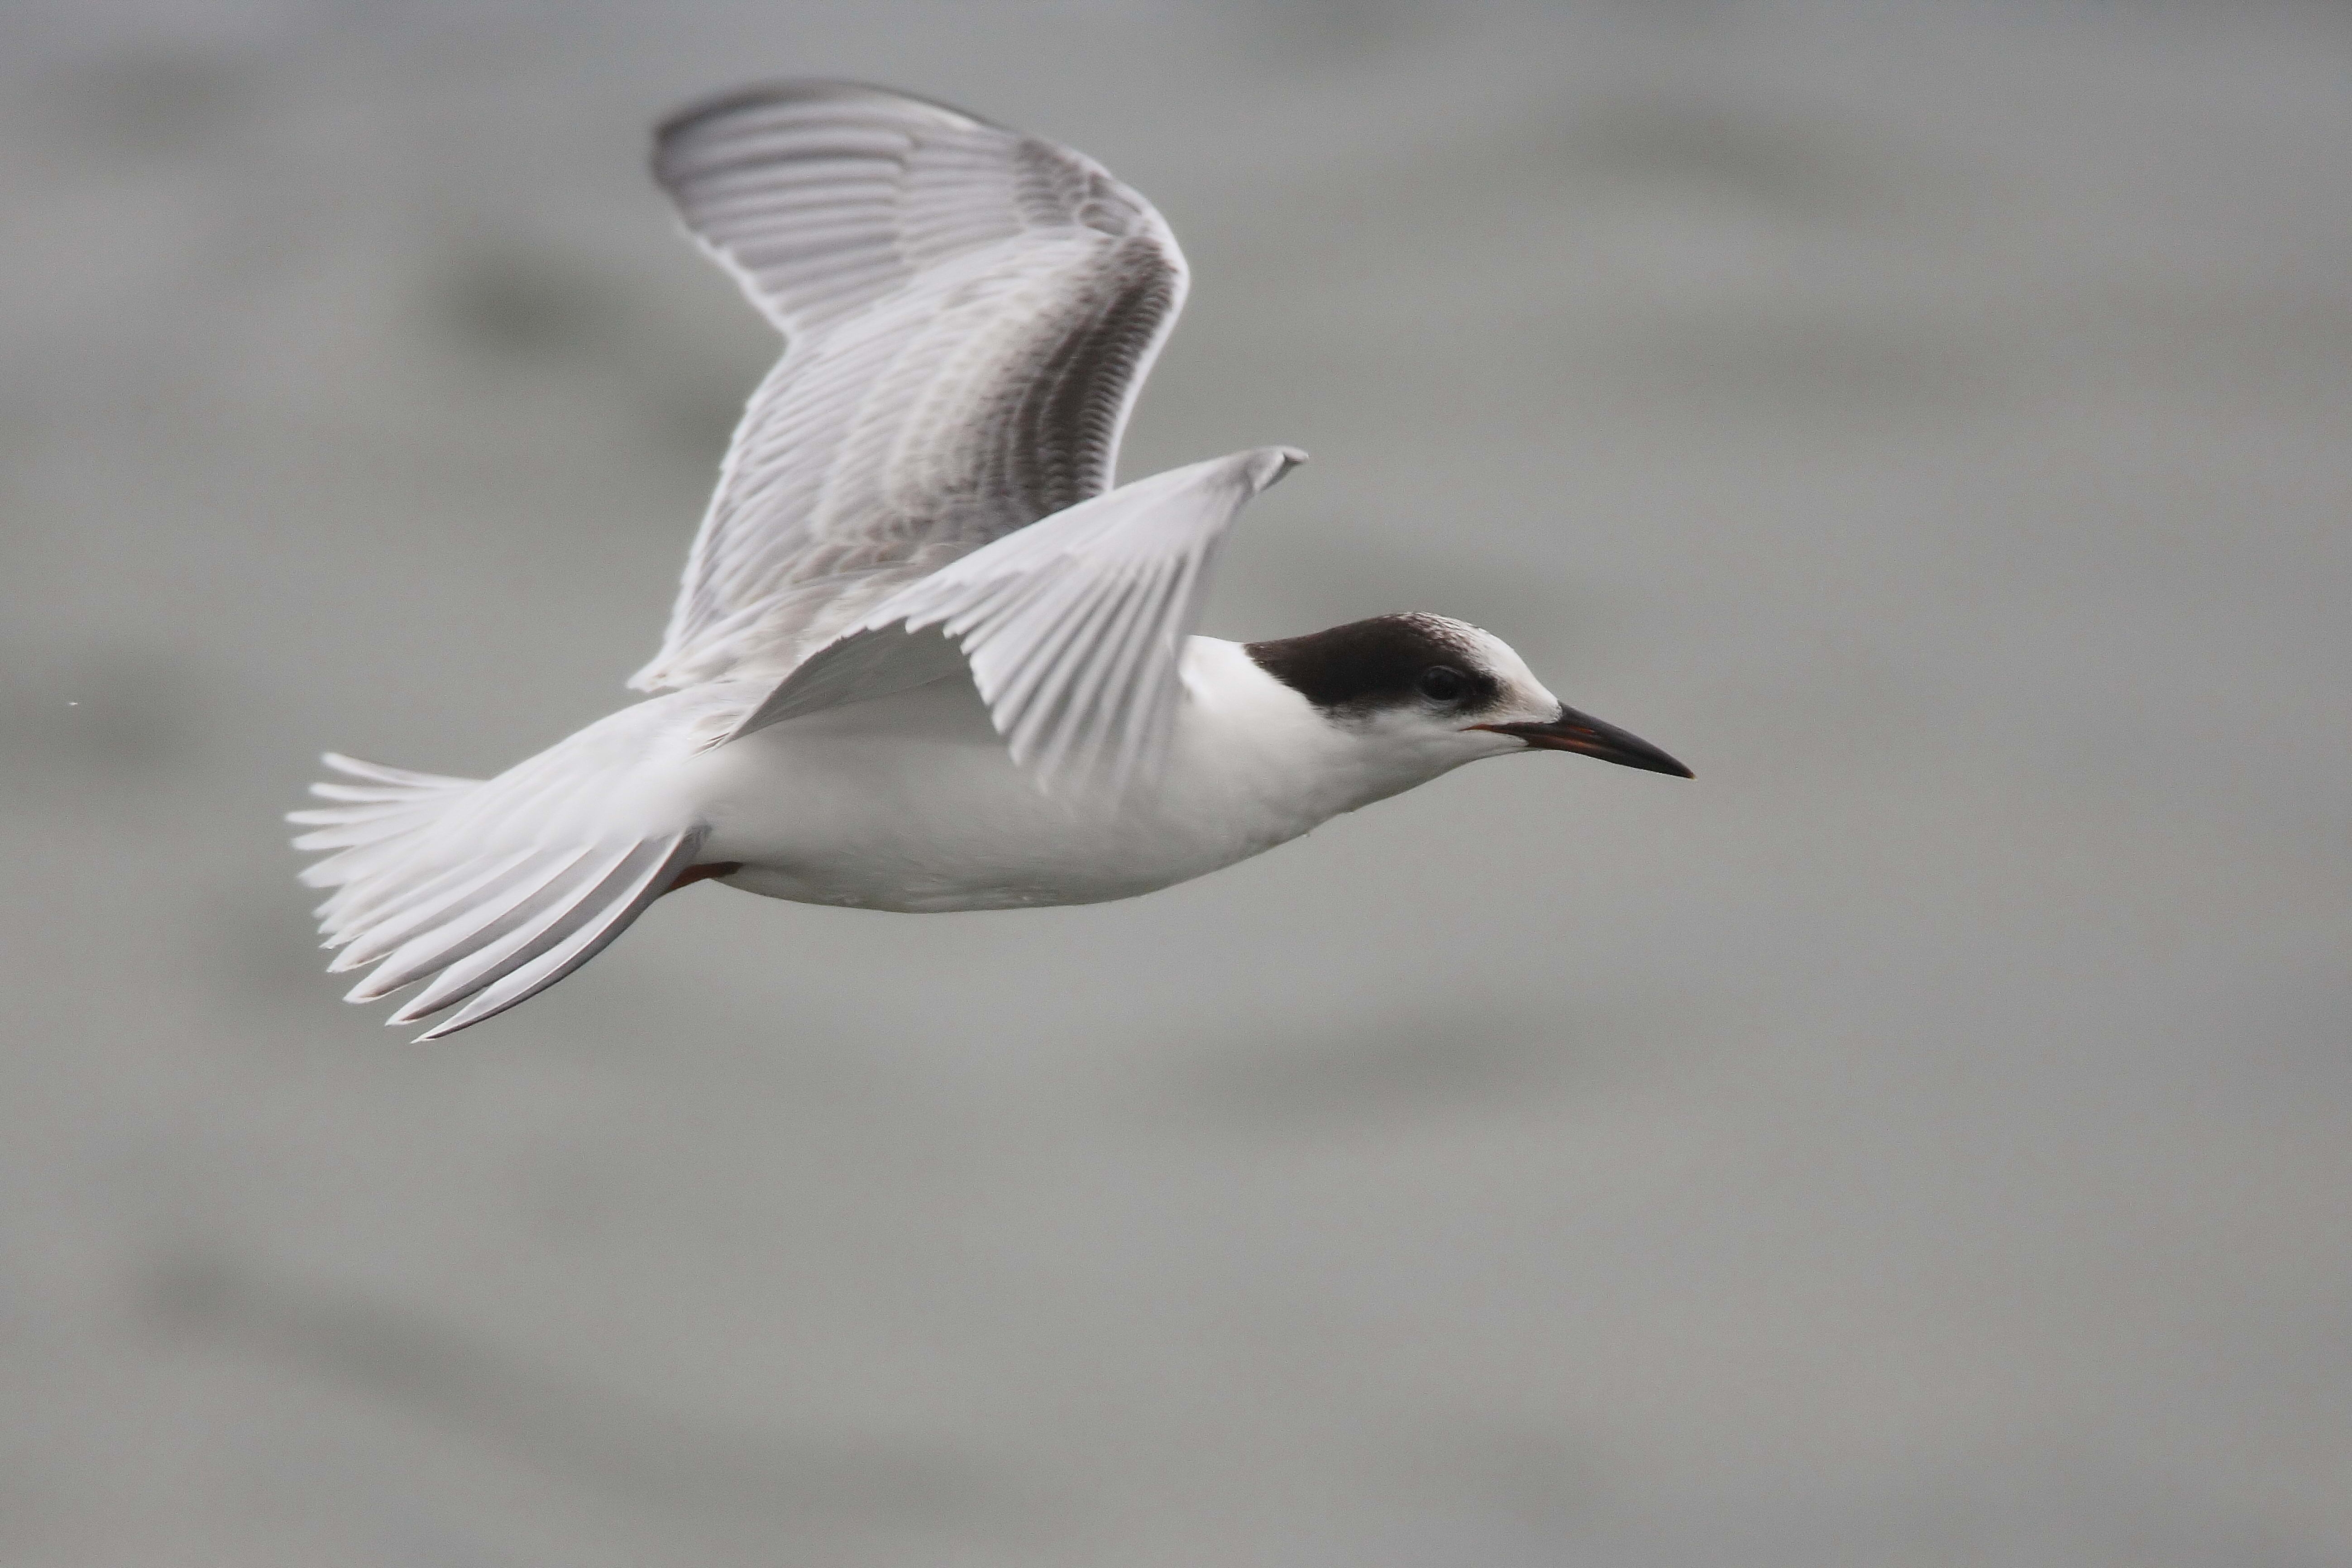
[[292, 81, 1691, 1040]]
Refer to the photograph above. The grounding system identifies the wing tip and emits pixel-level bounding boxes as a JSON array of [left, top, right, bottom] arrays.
[[653, 78, 994, 164], [1245, 446, 1308, 493]]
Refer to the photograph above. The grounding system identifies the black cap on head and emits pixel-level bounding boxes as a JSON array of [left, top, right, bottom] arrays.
[[1245, 614, 1501, 719]]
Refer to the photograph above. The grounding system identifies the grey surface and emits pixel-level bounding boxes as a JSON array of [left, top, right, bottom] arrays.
[[5, 3, 2349, 1564]]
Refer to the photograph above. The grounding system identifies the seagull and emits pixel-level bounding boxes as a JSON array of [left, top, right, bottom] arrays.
[[292, 81, 1691, 1041]]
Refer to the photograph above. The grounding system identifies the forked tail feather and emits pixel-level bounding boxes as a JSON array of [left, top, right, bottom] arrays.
[[290, 751, 702, 1040]]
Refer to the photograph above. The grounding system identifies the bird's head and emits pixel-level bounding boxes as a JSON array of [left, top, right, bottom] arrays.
[[1243, 613, 1691, 799]]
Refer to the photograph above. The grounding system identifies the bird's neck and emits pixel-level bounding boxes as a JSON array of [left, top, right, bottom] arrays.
[[1171, 640, 1453, 833]]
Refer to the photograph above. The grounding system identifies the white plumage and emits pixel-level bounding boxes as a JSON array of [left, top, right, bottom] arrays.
[[293, 81, 1690, 1040]]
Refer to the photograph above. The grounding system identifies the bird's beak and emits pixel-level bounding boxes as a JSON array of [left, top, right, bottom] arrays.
[[1472, 703, 1694, 778]]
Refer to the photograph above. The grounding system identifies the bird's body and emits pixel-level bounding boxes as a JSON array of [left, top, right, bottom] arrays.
[[703, 640, 1367, 913], [293, 81, 1689, 1038]]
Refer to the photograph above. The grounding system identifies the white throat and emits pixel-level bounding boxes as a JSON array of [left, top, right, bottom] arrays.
[[1170, 639, 1493, 826]]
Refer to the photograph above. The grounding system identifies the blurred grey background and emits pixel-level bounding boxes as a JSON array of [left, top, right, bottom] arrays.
[[5, 2, 2349, 1564]]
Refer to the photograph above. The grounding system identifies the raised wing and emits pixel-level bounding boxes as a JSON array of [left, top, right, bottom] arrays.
[[735, 447, 1306, 793], [631, 81, 1189, 693]]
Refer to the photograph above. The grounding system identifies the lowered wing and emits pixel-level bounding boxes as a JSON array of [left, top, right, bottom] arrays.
[[736, 447, 1305, 794]]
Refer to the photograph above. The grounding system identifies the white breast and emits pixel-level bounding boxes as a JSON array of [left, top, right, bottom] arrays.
[[689, 639, 1358, 912]]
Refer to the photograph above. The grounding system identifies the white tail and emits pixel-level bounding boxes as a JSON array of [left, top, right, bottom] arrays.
[[291, 750, 702, 1040]]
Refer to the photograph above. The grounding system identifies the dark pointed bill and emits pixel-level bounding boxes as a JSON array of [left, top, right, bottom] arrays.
[[1473, 704, 1693, 778]]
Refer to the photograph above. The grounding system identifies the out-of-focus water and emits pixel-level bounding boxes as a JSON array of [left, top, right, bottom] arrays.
[[4, 3, 2348, 1563]]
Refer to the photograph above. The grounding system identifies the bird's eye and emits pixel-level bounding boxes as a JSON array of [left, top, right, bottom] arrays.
[[1417, 665, 1468, 703]]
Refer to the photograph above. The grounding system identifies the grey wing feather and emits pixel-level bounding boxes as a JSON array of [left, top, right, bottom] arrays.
[[632, 81, 1189, 693], [737, 446, 1307, 794]]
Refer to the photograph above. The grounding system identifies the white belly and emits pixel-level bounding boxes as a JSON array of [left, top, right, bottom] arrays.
[[688, 660, 1342, 913]]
